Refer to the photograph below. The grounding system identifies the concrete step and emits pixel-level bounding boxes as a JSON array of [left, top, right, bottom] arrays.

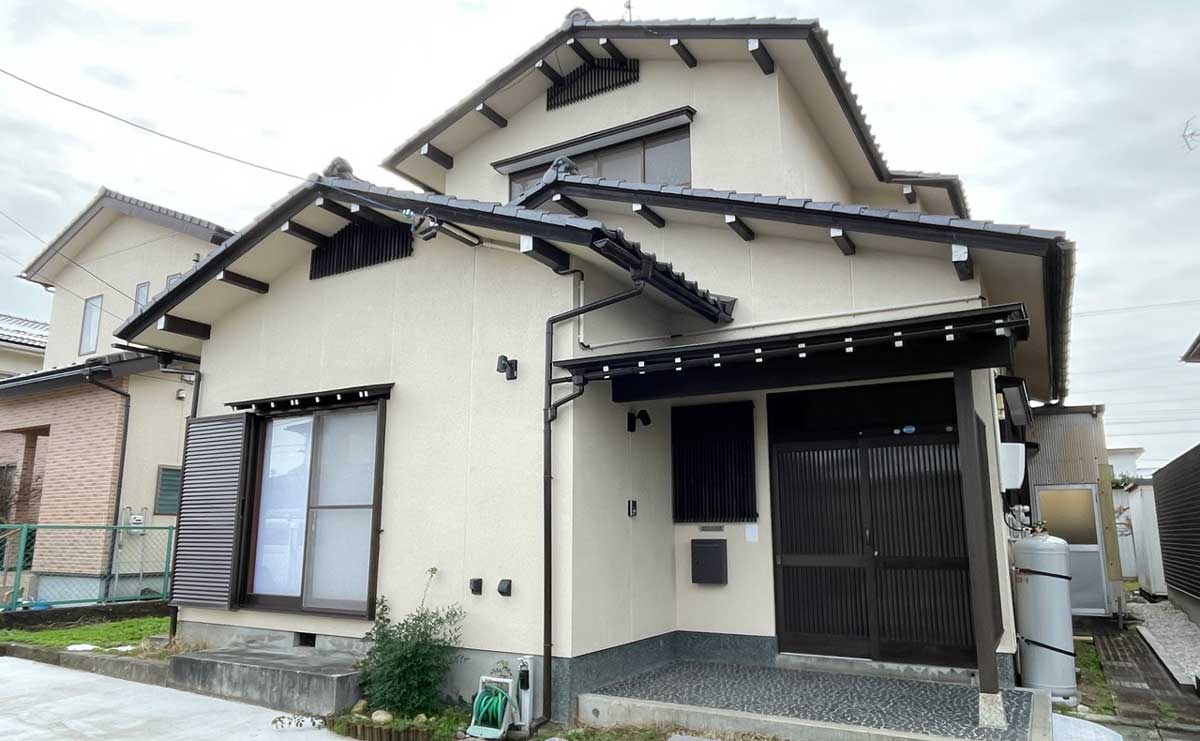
[[774, 652, 978, 686], [169, 646, 360, 715]]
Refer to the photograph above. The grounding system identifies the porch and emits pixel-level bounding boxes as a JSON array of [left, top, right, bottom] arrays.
[[581, 661, 1052, 741]]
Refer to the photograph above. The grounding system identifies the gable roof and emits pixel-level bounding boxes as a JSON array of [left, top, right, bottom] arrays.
[[20, 188, 233, 287], [0, 313, 49, 351], [380, 12, 970, 216], [114, 173, 736, 353]]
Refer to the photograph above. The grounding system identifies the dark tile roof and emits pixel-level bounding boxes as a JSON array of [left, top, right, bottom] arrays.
[[380, 13, 971, 216]]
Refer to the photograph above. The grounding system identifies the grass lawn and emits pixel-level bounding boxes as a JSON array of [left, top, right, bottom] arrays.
[[1073, 639, 1117, 716], [0, 616, 168, 649]]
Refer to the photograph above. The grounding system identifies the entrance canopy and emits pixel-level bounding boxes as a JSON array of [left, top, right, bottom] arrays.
[[556, 303, 1029, 402]]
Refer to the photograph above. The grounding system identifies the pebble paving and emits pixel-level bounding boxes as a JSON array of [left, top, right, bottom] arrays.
[[595, 660, 1034, 740]]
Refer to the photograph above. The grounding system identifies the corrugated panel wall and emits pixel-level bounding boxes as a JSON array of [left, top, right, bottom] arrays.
[[1027, 409, 1110, 485], [1152, 443, 1200, 599], [171, 414, 250, 609]]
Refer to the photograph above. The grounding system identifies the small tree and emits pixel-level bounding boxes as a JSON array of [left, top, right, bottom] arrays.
[[358, 568, 465, 715]]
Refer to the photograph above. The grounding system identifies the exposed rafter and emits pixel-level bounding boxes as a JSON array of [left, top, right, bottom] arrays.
[[420, 142, 454, 170], [157, 314, 210, 340], [313, 196, 352, 221], [830, 227, 856, 256], [475, 102, 508, 129], [216, 269, 268, 294], [952, 244, 974, 281], [903, 185, 917, 204], [632, 203, 664, 228], [669, 38, 697, 68], [725, 214, 754, 241], [748, 39, 775, 75], [599, 37, 627, 65], [280, 220, 327, 248], [348, 204, 397, 229], [552, 193, 587, 217], [535, 59, 564, 86], [565, 38, 595, 66], [520, 235, 570, 272]]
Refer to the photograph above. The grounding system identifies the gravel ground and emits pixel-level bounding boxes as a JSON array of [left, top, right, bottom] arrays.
[[1129, 600, 1200, 684]]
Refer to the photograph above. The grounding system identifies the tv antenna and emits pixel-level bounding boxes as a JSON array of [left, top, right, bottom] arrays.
[[624, 0, 632, 21]]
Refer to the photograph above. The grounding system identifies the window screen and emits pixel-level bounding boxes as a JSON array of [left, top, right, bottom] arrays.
[[155, 466, 182, 515], [672, 401, 757, 522], [509, 126, 690, 198], [79, 295, 102, 355]]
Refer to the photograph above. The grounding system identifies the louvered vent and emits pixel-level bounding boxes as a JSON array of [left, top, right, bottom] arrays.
[[671, 401, 757, 522], [310, 221, 413, 280], [1152, 443, 1200, 599], [171, 413, 250, 609], [547, 59, 639, 111]]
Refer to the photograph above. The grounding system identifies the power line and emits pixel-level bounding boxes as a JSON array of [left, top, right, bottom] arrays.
[[1107, 430, 1200, 437], [1074, 298, 1200, 318], [0, 245, 132, 324], [0, 205, 138, 303], [1072, 363, 1190, 376], [0, 66, 306, 182]]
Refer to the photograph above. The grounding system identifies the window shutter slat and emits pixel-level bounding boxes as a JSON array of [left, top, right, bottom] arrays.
[[171, 413, 250, 609]]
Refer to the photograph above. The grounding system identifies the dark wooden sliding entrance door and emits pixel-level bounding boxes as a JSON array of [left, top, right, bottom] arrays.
[[768, 383, 976, 667]]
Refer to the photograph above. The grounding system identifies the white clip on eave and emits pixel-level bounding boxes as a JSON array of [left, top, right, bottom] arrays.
[[893, 331, 904, 348]]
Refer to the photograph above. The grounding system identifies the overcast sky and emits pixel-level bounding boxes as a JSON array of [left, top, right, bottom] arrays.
[[2, 1, 1198, 467]]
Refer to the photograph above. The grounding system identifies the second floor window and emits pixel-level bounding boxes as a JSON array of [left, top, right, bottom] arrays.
[[79, 295, 102, 355], [134, 281, 150, 314], [510, 126, 691, 201], [166, 274, 182, 290]]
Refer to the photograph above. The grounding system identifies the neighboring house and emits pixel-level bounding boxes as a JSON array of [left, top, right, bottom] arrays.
[[0, 188, 230, 601], [1124, 477, 1166, 597], [1150, 443, 1200, 621], [0, 315, 48, 520], [1027, 405, 1123, 616], [115, 12, 1074, 729], [1108, 445, 1144, 578]]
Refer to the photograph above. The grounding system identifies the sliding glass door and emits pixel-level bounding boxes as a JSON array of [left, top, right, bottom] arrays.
[[249, 404, 381, 615]]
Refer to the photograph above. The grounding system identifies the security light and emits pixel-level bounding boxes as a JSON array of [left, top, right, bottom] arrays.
[[627, 409, 652, 431], [496, 355, 518, 380], [637, 410, 652, 427]]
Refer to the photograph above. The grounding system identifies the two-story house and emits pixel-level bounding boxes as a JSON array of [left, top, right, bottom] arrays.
[[115, 11, 1072, 737], [0, 188, 230, 602], [0, 314, 48, 522]]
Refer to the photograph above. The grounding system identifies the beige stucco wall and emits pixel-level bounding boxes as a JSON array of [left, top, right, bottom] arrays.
[[0, 346, 43, 376], [444, 62, 862, 204], [186, 238, 579, 656], [118, 373, 191, 527], [42, 215, 214, 369]]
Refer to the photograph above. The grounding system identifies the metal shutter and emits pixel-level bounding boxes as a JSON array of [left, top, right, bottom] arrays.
[[171, 413, 251, 608]]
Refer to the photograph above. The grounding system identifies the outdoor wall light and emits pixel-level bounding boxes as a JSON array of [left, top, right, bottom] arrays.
[[626, 409, 652, 432], [496, 355, 518, 380]]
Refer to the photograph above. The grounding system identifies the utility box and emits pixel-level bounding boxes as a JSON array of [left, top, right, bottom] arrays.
[[691, 539, 727, 584]]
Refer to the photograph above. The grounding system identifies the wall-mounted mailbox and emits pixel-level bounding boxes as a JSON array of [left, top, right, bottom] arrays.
[[691, 539, 727, 585]]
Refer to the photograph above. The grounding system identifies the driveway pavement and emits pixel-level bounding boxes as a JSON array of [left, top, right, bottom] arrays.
[[0, 657, 340, 739]]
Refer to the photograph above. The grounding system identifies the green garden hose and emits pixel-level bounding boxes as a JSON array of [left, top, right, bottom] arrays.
[[473, 685, 518, 730]]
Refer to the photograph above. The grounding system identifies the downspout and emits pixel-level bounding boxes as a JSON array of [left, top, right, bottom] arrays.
[[88, 375, 131, 603], [537, 275, 645, 728], [156, 367, 202, 638]]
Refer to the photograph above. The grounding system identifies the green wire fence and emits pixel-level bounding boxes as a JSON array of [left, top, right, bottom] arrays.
[[0, 524, 174, 612]]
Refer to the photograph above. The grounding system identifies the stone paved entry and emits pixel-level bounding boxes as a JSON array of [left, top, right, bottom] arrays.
[[1091, 626, 1200, 726], [594, 661, 1035, 740]]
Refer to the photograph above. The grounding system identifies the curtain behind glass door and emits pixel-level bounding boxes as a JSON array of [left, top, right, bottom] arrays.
[[252, 416, 313, 597]]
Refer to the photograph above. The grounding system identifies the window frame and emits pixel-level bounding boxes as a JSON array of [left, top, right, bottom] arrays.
[[239, 398, 386, 619], [134, 281, 151, 314], [509, 125, 691, 201], [153, 464, 182, 516], [165, 274, 182, 290], [78, 294, 103, 356]]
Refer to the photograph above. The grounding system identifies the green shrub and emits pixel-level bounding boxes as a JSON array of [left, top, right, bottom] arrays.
[[359, 568, 465, 715]]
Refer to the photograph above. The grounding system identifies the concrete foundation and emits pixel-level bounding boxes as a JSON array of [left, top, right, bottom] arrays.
[[169, 646, 360, 715]]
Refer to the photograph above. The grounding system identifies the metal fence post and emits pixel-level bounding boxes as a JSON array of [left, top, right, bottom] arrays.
[[8, 525, 29, 611], [161, 526, 174, 599]]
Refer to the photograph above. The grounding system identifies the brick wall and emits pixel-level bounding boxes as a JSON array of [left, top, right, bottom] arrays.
[[0, 381, 128, 575]]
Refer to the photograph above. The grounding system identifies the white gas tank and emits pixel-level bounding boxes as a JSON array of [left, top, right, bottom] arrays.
[[1013, 533, 1079, 704]]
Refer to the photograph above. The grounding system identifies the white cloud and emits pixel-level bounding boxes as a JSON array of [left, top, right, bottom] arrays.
[[2, 0, 1198, 464]]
